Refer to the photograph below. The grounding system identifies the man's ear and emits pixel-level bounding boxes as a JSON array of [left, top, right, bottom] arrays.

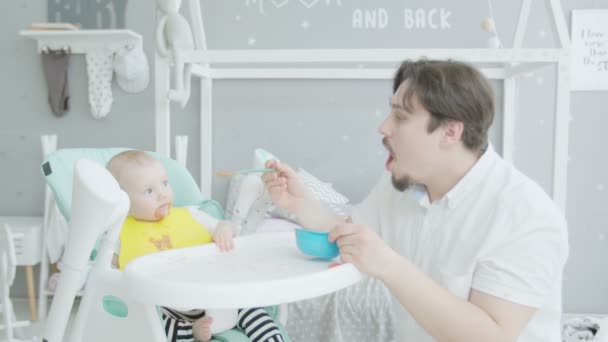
[[441, 121, 464, 146]]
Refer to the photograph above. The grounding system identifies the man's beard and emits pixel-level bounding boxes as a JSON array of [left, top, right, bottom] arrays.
[[391, 173, 412, 192], [383, 137, 411, 192]]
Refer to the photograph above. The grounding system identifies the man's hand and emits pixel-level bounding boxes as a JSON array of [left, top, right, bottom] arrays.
[[262, 160, 342, 230], [213, 221, 236, 252], [328, 222, 398, 280], [261, 160, 315, 213]]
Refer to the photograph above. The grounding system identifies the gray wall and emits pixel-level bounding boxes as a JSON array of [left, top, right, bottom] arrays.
[[2, 0, 606, 315]]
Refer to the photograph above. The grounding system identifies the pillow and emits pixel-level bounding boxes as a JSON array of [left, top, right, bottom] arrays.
[[225, 167, 351, 232], [225, 174, 272, 235], [225, 148, 351, 231], [296, 168, 349, 205], [268, 168, 350, 221], [252, 148, 279, 169]]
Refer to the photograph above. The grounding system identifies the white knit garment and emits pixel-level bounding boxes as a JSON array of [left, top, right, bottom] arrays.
[[85, 49, 114, 119]]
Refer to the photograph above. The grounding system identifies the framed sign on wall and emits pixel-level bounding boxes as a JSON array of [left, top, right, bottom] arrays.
[[571, 9, 608, 91]]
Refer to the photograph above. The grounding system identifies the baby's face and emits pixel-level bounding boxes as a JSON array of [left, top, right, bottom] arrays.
[[120, 161, 174, 221]]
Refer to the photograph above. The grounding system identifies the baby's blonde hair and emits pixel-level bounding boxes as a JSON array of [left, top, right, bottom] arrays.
[[106, 150, 159, 184]]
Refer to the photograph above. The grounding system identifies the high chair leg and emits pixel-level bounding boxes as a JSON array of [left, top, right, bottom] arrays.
[[2, 295, 15, 341]]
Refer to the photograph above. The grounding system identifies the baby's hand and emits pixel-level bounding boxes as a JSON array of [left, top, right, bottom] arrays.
[[213, 221, 236, 252]]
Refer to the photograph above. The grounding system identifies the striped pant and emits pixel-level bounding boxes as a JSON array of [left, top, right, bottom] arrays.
[[161, 307, 284, 342]]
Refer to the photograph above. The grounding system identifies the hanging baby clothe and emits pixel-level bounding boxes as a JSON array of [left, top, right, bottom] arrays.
[[113, 43, 150, 93], [41, 49, 71, 117], [85, 49, 114, 119]]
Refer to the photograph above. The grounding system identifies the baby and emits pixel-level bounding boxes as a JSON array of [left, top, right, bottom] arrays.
[[107, 150, 284, 342]]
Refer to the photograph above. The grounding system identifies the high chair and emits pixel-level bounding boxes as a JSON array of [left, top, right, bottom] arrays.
[[39, 148, 289, 342], [0, 224, 33, 342]]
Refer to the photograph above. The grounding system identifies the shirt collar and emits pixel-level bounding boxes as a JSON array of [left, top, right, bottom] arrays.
[[444, 143, 498, 209], [410, 184, 429, 208], [409, 144, 498, 209]]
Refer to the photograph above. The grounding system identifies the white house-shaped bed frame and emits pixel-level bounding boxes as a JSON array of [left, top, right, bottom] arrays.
[[155, 0, 571, 211]]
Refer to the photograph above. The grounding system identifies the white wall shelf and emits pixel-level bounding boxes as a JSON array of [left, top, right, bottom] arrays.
[[184, 48, 566, 64], [19, 29, 141, 54]]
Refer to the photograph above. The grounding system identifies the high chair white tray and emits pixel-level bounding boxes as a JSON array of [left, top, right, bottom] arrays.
[[123, 232, 362, 309]]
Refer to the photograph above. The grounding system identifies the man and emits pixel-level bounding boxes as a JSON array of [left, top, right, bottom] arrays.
[[262, 59, 569, 341]]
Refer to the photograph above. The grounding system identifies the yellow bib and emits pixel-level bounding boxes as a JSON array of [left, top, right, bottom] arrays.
[[118, 207, 213, 269]]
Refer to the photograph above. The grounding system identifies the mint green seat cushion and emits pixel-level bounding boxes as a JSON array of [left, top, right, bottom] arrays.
[[42, 148, 205, 221]]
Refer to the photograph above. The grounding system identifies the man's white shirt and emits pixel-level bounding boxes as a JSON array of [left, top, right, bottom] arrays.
[[352, 145, 569, 341]]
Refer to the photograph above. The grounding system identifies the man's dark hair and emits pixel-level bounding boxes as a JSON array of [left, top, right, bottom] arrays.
[[393, 59, 495, 152]]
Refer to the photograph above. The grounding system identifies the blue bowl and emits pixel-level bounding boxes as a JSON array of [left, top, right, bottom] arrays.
[[295, 228, 339, 259]]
